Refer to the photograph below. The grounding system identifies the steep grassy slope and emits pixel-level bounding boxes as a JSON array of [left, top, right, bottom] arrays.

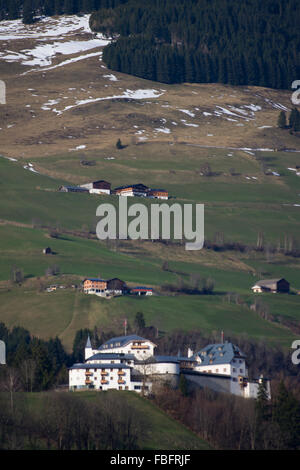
[[13, 390, 211, 450], [0, 15, 299, 354]]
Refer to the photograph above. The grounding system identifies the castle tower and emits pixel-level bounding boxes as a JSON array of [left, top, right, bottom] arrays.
[[85, 335, 93, 361]]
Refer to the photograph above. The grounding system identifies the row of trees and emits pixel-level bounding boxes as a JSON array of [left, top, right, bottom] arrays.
[[0, 0, 127, 21], [0, 391, 145, 449], [153, 379, 300, 449], [94, 0, 299, 89], [278, 108, 300, 131], [1, 1, 298, 89], [0, 322, 70, 392]]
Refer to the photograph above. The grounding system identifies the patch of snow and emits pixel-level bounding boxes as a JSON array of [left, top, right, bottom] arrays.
[[178, 109, 195, 118], [23, 163, 39, 173], [154, 128, 171, 134], [103, 74, 118, 81], [0, 14, 95, 41], [258, 125, 273, 129], [244, 104, 262, 112], [56, 89, 164, 114], [182, 122, 199, 127]]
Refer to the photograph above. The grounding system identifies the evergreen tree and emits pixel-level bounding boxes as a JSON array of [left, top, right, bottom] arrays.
[[293, 109, 300, 131], [272, 381, 300, 449], [63, 0, 75, 14], [72, 328, 92, 363], [178, 373, 188, 396], [22, 0, 35, 24], [134, 312, 146, 333], [116, 138, 123, 149], [277, 110, 287, 128], [7, 0, 19, 19], [43, 0, 55, 16], [255, 378, 270, 422], [289, 108, 300, 131]]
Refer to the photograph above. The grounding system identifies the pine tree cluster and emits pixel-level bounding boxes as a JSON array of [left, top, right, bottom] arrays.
[[1, 0, 298, 90], [96, 0, 299, 90]]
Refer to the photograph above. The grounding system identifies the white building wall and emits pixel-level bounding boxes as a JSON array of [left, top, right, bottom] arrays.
[[69, 367, 132, 391], [195, 363, 231, 375], [117, 190, 134, 197], [134, 361, 179, 376], [89, 188, 110, 195]]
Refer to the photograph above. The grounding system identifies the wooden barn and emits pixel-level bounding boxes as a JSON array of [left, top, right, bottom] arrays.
[[251, 278, 290, 293], [80, 180, 111, 195]]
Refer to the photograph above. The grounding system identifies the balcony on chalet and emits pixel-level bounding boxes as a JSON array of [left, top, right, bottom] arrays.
[[118, 380, 125, 384], [118, 371, 125, 375], [131, 344, 149, 349], [85, 371, 92, 376], [101, 379, 108, 384], [101, 371, 108, 375]]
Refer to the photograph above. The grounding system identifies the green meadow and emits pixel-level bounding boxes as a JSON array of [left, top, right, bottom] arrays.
[[0, 145, 299, 351]]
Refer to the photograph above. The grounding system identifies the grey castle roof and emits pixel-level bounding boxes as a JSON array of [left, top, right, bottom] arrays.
[[134, 355, 180, 365], [99, 335, 155, 350], [193, 342, 245, 366], [87, 352, 135, 361]]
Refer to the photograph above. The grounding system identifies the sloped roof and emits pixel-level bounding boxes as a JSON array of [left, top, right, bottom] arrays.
[[114, 184, 149, 191], [85, 335, 92, 349], [131, 286, 153, 291], [87, 352, 135, 361], [193, 342, 245, 366], [254, 278, 287, 287], [134, 355, 180, 365], [99, 335, 156, 350]]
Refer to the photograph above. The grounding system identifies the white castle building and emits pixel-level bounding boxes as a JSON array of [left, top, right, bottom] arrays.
[[69, 335, 270, 399]]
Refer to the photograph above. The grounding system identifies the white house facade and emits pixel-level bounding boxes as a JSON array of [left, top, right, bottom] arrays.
[[69, 335, 271, 399]]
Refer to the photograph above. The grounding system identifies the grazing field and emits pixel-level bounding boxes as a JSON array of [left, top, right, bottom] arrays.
[[0, 14, 299, 355], [0, 153, 300, 351]]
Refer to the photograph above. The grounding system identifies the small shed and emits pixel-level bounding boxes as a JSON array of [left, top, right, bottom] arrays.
[[130, 286, 153, 296], [43, 247, 52, 255], [251, 278, 290, 293]]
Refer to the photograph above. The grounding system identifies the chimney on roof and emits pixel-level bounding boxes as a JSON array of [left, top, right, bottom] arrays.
[[221, 331, 224, 344]]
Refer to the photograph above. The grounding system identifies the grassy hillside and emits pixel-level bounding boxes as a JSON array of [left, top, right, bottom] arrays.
[[0, 14, 299, 357], [0, 155, 299, 351], [17, 390, 210, 450]]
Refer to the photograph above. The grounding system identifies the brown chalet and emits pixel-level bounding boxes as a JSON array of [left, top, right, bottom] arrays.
[[83, 278, 127, 297]]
